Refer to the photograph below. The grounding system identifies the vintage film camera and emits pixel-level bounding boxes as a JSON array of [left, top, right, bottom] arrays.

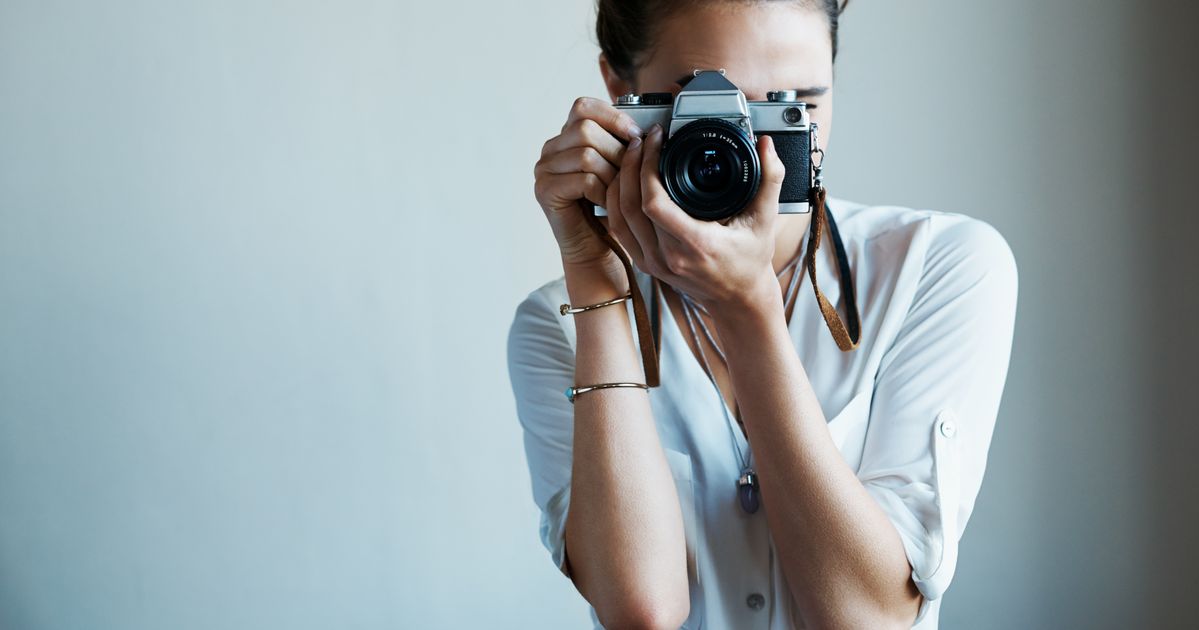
[[594, 69, 825, 222]]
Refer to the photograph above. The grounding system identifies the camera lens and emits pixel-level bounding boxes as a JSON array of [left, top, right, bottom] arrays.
[[659, 118, 760, 221]]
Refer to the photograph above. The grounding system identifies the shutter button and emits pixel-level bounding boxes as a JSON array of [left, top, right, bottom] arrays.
[[747, 593, 766, 610]]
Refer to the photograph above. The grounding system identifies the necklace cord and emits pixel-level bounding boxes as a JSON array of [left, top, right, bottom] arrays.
[[678, 286, 749, 468]]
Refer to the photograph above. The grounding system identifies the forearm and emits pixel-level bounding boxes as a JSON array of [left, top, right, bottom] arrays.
[[561, 258, 690, 628], [710, 277, 920, 629]]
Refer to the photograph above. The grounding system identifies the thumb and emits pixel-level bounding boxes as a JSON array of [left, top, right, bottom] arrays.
[[746, 134, 785, 234]]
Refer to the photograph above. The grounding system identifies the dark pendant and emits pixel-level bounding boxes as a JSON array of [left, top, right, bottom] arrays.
[[738, 471, 760, 514]]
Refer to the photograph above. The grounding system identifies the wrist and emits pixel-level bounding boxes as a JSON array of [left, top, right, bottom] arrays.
[[562, 253, 631, 304], [709, 269, 785, 329]]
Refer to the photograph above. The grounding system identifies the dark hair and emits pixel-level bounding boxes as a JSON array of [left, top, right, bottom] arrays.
[[597, 0, 851, 85]]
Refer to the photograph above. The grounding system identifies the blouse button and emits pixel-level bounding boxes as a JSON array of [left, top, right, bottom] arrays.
[[938, 411, 958, 438], [746, 592, 766, 610]]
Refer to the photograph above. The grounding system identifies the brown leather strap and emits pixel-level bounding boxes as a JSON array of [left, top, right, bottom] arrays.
[[580, 202, 661, 387], [803, 186, 862, 351]]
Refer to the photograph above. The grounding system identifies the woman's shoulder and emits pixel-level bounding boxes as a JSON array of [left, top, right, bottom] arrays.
[[510, 274, 570, 328], [830, 195, 1010, 246], [507, 273, 588, 356], [829, 194, 1017, 284]]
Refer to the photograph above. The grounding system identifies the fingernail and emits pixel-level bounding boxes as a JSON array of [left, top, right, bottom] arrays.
[[627, 124, 643, 139], [650, 123, 663, 136], [629, 135, 642, 149]]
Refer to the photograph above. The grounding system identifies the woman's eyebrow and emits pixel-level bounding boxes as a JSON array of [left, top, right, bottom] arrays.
[[792, 86, 829, 97]]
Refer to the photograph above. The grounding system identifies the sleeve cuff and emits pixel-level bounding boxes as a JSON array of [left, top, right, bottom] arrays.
[[862, 408, 962, 626], [539, 481, 573, 579]]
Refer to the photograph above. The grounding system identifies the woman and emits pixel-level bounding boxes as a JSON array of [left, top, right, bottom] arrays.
[[507, 1, 1018, 628]]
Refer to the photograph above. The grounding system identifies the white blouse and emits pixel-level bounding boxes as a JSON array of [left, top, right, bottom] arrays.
[[506, 194, 1019, 629]]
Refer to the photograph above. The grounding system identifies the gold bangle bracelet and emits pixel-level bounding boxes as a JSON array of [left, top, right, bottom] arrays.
[[564, 382, 649, 403], [559, 292, 632, 316]]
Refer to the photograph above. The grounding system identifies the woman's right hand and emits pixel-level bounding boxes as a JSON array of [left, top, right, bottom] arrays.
[[534, 96, 643, 269]]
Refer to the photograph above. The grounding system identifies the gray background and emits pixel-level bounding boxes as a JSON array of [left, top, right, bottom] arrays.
[[1, 1, 1196, 628]]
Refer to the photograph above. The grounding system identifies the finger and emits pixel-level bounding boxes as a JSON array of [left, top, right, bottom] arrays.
[[537, 171, 608, 212], [745, 134, 785, 234], [605, 162, 646, 268], [535, 146, 619, 186], [646, 208, 688, 284], [620, 134, 664, 275], [542, 118, 626, 166], [560, 96, 643, 143], [640, 124, 707, 241]]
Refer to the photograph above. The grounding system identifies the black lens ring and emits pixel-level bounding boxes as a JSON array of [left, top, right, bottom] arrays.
[[659, 118, 761, 221]]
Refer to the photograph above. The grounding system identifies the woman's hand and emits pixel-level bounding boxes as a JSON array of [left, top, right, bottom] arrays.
[[534, 97, 643, 269], [605, 123, 787, 312]]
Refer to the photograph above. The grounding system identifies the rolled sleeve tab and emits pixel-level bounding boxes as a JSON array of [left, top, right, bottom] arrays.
[[910, 408, 962, 625]]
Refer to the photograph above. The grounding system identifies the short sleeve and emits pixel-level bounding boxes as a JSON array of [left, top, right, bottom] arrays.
[[506, 288, 577, 579], [856, 217, 1018, 626]]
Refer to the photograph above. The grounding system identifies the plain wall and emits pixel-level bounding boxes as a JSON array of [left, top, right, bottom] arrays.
[[1, 1, 1195, 628]]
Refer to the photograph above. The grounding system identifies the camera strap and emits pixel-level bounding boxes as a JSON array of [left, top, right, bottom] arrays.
[[805, 185, 862, 352], [579, 185, 862, 389]]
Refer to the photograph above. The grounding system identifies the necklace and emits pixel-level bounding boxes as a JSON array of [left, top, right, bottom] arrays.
[[669, 228, 809, 514]]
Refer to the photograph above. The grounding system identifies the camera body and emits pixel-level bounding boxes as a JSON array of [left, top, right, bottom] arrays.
[[594, 69, 819, 222]]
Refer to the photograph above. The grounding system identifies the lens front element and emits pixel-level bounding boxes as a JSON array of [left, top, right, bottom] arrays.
[[659, 118, 761, 221], [688, 149, 733, 193]]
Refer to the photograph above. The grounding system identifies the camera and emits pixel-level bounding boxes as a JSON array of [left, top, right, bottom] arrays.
[[594, 69, 823, 222]]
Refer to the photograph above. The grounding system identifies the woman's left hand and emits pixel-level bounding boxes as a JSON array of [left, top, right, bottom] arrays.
[[604, 122, 786, 313]]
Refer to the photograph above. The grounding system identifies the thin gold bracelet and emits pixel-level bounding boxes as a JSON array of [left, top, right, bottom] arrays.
[[559, 292, 632, 316], [564, 382, 649, 403]]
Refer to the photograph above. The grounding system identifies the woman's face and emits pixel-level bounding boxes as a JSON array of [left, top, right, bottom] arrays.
[[602, 1, 836, 154]]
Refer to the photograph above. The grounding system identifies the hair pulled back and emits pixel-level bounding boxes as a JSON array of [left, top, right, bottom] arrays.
[[597, 0, 850, 84]]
